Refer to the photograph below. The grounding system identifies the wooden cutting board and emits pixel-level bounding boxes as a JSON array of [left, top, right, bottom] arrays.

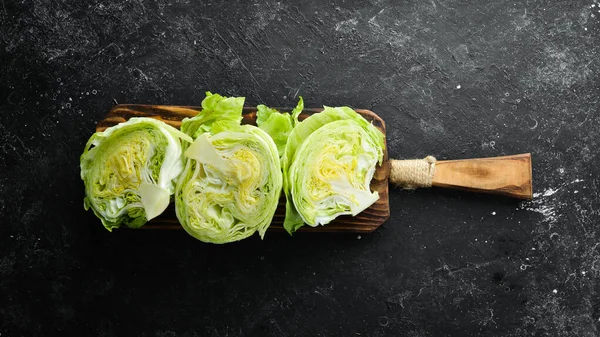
[[96, 104, 532, 233], [96, 104, 390, 233]]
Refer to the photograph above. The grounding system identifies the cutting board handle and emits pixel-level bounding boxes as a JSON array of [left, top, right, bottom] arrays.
[[390, 153, 533, 199]]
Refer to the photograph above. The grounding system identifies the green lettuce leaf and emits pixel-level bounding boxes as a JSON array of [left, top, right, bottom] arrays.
[[80, 117, 192, 231], [180, 91, 244, 139], [256, 97, 303, 158], [290, 96, 304, 124]]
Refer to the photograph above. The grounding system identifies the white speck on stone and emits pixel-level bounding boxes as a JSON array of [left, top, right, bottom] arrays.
[[492, 211, 496, 215], [553, 289, 558, 294], [543, 188, 558, 197], [582, 271, 586, 275], [456, 85, 461, 89], [357, 235, 362, 240], [574, 190, 579, 194], [585, 28, 588, 31]]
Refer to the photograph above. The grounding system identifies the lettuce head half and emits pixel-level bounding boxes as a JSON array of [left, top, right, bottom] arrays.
[[81, 117, 192, 231], [175, 92, 283, 243], [282, 106, 385, 234]]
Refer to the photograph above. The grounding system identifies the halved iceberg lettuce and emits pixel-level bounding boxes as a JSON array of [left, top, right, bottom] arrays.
[[81, 118, 192, 231], [282, 106, 385, 234], [175, 92, 282, 243]]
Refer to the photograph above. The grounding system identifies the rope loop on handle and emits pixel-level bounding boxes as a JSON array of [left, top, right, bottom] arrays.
[[390, 156, 436, 189]]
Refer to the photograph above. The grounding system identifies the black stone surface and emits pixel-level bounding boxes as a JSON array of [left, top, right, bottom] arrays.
[[1, 0, 600, 336]]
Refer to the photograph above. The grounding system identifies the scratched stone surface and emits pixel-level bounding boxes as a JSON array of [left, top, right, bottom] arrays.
[[1, 0, 600, 336]]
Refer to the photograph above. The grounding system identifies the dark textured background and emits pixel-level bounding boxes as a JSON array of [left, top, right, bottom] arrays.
[[1, 0, 600, 336]]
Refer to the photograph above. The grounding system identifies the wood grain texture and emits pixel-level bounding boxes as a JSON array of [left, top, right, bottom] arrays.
[[96, 104, 390, 233], [431, 153, 533, 199]]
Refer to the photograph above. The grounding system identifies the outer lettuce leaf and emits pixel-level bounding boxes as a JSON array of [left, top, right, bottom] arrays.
[[180, 91, 244, 139], [80, 117, 192, 231], [290, 97, 304, 124], [282, 106, 385, 234], [175, 93, 282, 244], [256, 97, 303, 158]]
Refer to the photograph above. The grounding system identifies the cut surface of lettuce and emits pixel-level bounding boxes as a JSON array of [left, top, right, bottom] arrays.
[[80, 117, 192, 231], [175, 94, 282, 244], [282, 106, 385, 234]]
